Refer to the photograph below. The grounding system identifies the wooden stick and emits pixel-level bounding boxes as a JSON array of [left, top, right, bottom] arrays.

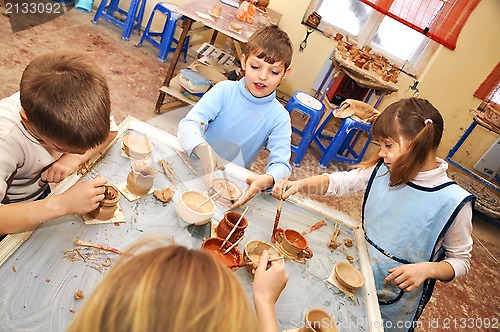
[[222, 235, 245, 255], [220, 169, 235, 204], [232, 256, 284, 268], [158, 159, 178, 186], [272, 180, 287, 241], [74, 239, 122, 254], [194, 188, 224, 211], [218, 206, 249, 251], [174, 148, 198, 175]]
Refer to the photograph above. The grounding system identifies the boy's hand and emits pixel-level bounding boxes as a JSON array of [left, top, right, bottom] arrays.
[[230, 174, 273, 209], [193, 143, 224, 189], [41, 154, 82, 184], [252, 250, 288, 305], [59, 176, 107, 215], [271, 179, 298, 200]]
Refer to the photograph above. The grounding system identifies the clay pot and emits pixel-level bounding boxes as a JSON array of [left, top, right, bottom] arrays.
[[334, 33, 343, 41], [126, 160, 157, 196], [334, 261, 365, 291], [89, 184, 121, 220], [243, 240, 281, 274], [215, 211, 248, 244], [201, 237, 243, 270], [210, 4, 222, 17], [176, 190, 215, 225], [274, 228, 313, 259], [305, 11, 321, 28], [122, 133, 153, 160], [298, 308, 338, 332]]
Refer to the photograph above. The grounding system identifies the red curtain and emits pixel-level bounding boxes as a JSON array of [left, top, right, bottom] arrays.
[[474, 62, 500, 101], [359, 0, 481, 50]]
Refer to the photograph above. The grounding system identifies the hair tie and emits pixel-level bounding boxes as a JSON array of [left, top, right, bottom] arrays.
[[424, 118, 433, 125]]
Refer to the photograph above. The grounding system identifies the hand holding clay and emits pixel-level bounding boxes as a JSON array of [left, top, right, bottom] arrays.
[[41, 154, 82, 184], [194, 143, 225, 189], [271, 179, 298, 201], [252, 249, 288, 306], [230, 174, 273, 209], [60, 176, 107, 215]]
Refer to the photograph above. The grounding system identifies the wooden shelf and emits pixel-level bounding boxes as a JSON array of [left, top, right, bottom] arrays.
[[159, 75, 198, 108]]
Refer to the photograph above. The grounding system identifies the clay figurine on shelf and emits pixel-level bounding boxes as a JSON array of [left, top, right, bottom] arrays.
[[256, 0, 269, 11], [236, 0, 256, 24], [305, 11, 321, 28]]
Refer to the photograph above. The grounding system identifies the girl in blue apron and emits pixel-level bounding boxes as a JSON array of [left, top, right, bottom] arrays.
[[273, 98, 474, 331]]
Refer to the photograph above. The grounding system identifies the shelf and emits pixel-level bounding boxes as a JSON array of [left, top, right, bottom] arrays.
[[159, 75, 198, 108]]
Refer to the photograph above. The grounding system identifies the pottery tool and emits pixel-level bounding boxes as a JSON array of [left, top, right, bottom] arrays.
[[331, 220, 341, 242], [301, 219, 328, 235], [74, 239, 122, 254], [220, 168, 235, 205], [158, 159, 178, 186], [231, 256, 284, 268], [218, 206, 249, 251], [272, 180, 287, 241], [174, 148, 198, 175], [194, 188, 224, 211], [222, 235, 245, 255]]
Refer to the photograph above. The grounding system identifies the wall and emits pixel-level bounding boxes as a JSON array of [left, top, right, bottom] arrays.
[[118, 0, 500, 168]]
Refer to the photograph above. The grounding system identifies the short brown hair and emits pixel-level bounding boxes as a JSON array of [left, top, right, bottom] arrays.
[[365, 98, 444, 186], [245, 25, 293, 70], [20, 51, 111, 150], [67, 237, 258, 332]]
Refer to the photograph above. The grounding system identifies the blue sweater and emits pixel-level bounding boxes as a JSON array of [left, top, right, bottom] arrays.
[[177, 78, 292, 182]]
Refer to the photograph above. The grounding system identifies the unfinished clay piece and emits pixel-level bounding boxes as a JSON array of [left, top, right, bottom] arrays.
[[334, 261, 365, 291], [298, 308, 338, 332], [210, 3, 222, 17], [89, 184, 121, 220], [215, 211, 248, 243], [201, 237, 243, 270], [273, 228, 313, 259], [154, 186, 175, 203], [176, 190, 215, 225], [122, 133, 153, 159], [210, 178, 242, 207], [126, 160, 157, 196], [243, 240, 281, 274]]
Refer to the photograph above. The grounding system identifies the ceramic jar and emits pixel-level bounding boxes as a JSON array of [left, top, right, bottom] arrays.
[[215, 211, 248, 244], [126, 160, 157, 196], [89, 184, 121, 220], [305, 11, 321, 28]]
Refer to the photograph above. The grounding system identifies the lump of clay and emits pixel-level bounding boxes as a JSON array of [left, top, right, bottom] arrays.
[[154, 186, 175, 203]]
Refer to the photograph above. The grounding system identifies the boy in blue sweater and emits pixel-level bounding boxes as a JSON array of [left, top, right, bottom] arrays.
[[177, 25, 293, 209]]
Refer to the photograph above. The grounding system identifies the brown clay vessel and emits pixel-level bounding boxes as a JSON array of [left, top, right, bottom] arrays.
[[89, 184, 121, 220], [215, 211, 248, 244], [126, 160, 157, 196], [274, 228, 313, 259], [201, 237, 243, 270], [243, 240, 281, 274], [298, 308, 338, 332], [334, 261, 365, 291], [122, 133, 153, 160]]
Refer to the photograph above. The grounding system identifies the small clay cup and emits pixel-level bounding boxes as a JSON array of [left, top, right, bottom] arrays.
[[126, 160, 157, 196], [298, 308, 338, 332], [89, 184, 121, 220], [201, 237, 243, 270], [215, 211, 248, 244], [122, 133, 153, 160], [243, 240, 282, 274], [334, 261, 365, 291], [176, 190, 215, 225], [274, 228, 313, 259]]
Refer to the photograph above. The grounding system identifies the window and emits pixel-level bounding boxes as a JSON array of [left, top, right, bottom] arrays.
[[306, 0, 438, 76]]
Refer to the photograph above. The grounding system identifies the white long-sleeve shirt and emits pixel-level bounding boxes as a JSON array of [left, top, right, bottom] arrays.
[[324, 158, 473, 279]]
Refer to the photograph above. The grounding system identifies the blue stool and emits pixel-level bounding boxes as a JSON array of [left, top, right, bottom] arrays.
[[286, 91, 325, 167], [92, 0, 146, 40], [313, 113, 373, 168], [137, 2, 190, 63]]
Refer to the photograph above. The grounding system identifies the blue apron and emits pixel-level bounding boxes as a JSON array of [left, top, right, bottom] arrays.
[[363, 162, 474, 331]]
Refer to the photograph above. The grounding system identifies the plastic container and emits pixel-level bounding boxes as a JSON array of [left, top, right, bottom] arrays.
[[179, 69, 212, 94]]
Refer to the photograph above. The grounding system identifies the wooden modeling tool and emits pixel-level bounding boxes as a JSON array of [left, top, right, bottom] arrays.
[[220, 168, 235, 205], [174, 148, 198, 175], [301, 219, 328, 235], [272, 180, 287, 242], [231, 256, 284, 268], [158, 159, 178, 186], [194, 188, 224, 211], [218, 206, 249, 251], [74, 239, 122, 254], [222, 235, 245, 255]]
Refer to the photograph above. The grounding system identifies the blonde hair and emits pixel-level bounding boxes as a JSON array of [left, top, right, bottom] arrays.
[[20, 50, 111, 150], [67, 237, 258, 332], [245, 24, 293, 70], [363, 98, 444, 186]]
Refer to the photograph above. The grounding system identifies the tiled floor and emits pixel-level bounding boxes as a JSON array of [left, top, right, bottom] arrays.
[[1, 6, 498, 331]]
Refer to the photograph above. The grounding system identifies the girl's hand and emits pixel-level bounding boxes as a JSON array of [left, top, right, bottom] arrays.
[[384, 262, 432, 292], [271, 180, 298, 200], [252, 250, 288, 304]]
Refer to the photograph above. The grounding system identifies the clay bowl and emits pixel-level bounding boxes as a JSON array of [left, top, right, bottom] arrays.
[[201, 237, 243, 270], [243, 240, 282, 274], [194, 63, 227, 85], [176, 191, 215, 225], [334, 261, 365, 291], [122, 132, 153, 160], [210, 178, 243, 207]]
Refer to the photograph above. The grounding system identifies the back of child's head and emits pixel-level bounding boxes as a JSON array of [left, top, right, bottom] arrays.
[[245, 24, 293, 70], [370, 97, 444, 185], [67, 237, 258, 332], [20, 51, 111, 150]]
